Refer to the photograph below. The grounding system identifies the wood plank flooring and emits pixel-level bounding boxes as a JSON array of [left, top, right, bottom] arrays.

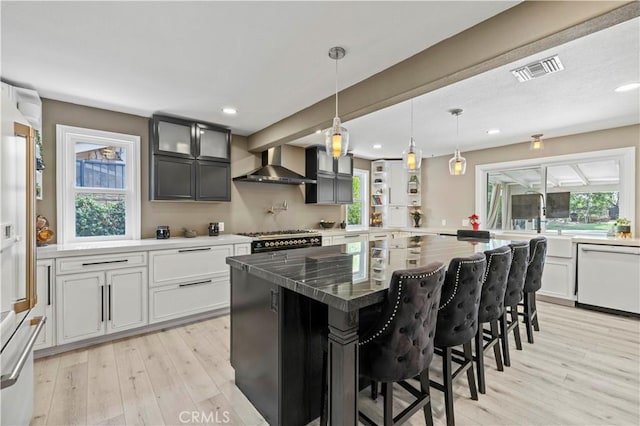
[[32, 301, 640, 425]]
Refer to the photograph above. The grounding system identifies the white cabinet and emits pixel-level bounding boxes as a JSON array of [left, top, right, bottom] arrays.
[[321, 236, 333, 246], [56, 252, 148, 345], [234, 243, 251, 256], [538, 238, 575, 301], [149, 245, 232, 287], [387, 206, 408, 228], [388, 161, 408, 206], [329, 233, 369, 246], [34, 260, 55, 350], [149, 276, 229, 323]]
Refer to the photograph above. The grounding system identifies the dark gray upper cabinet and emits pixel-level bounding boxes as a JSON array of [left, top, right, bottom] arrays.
[[305, 145, 353, 204], [150, 115, 231, 201]]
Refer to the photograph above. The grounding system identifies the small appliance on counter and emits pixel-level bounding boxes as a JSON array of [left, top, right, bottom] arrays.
[[208, 222, 219, 236], [156, 225, 170, 239]]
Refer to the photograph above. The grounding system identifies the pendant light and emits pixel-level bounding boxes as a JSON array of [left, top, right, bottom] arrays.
[[530, 133, 544, 150], [325, 46, 349, 158], [402, 99, 422, 170], [448, 108, 467, 176]]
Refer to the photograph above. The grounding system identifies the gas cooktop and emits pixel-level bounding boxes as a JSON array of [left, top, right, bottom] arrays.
[[237, 229, 319, 239]]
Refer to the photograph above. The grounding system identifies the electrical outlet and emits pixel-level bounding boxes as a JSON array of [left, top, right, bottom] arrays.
[[441, 219, 446, 226], [219, 222, 224, 232], [462, 219, 470, 227]]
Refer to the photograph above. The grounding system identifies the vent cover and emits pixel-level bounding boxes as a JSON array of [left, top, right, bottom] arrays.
[[511, 55, 564, 82]]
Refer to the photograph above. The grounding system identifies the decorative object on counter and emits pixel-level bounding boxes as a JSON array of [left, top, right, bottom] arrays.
[[183, 228, 197, 238], [208, 222, 219, 236], [530, 133, 544, 151], [614, 217, 632, 238], [448, 108, 467, 175], [402, 99, 422, 170], [319, 220, 335, 229], [469, 213, 480, 231], [156, 225, 170, 239], [340, 220, 346, 229], [371, 211, 383, 227], [410, 208, 423, 228], [35, 214, 54, 246], [408, 173, 420, 193], [324, 46, 349, 158]]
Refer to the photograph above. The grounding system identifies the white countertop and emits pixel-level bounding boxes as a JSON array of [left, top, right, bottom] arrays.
[[36, 234, 253, 259]]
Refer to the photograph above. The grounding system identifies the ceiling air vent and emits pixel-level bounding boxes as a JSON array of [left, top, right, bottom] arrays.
[[511, 55, 564, 82]]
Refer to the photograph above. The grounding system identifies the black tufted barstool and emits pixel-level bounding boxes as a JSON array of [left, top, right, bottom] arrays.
[[499, 241, 529, 366], [356, 262, 446, 426], [473, 246, 511, 394], [430, 253, 486, 426], [520, 237, 547, 344]]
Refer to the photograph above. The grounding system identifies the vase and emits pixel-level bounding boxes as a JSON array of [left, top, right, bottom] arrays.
[[413, 216, 420, 228], [472, 223, 480, 231]]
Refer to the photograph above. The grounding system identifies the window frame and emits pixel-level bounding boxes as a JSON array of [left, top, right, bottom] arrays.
[[346, 168, 369, 231], [475, 147, 635, 234], [56, 125, 140, 244]]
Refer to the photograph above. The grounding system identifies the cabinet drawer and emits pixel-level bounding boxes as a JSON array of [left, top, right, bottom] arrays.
[[149, 245, 233, 287], [149, 277, 229, 323], [369, 232, 391, 241], [56, 252, 147, 275]]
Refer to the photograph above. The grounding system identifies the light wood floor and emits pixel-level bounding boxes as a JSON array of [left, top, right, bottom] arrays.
[[32, 301, 640, 426]]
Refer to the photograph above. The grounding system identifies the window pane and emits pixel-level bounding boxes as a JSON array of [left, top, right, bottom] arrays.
[[76, 143, 126, 188], [487, 167, 542, 230], [347, 202, 362, 225], [75, 193, 126, 237], [352, 175, 361, 201]]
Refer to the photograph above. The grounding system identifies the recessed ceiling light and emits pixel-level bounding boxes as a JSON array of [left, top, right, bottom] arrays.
[[373, 144, 382, 149], [315, 129, 322, 134], [222, 107, 237, 115], [615, 82, 640, 92], [486, 129, 501, 135]]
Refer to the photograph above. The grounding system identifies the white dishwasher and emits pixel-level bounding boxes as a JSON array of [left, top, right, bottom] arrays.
[[577, 244, 640, 314]]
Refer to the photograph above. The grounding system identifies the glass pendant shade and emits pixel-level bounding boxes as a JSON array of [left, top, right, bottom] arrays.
[[530, 134, 544, 150], [402, 138, 422, 170], [449, 149, 467, 175], [325, 117, 349, 157]]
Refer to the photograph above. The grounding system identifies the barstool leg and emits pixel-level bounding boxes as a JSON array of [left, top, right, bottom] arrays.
[[499, 313, 511, 367], [490, 320, 504, 372], [524, 293, 535, 344], [463, 342, 478, 401], [474, 328, 486, 394], [382, 382, 393, 426], [371, 380, 378, 401], [510, 304, 522, 350], [442, 347, 455, 426], [532, 293, 540, 332], [420, 369, 434, 426]]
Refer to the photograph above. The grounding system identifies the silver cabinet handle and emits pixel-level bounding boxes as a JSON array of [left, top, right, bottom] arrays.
[[82, 259, 128, 266], [581, 247, 640, 256], [1, 316, 47, 389], [179, 279, 212, 287], [178, 247, 211, 253]]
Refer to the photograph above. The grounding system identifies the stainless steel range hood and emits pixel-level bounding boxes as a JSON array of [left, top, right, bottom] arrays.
[[233, 146, 316, 185]]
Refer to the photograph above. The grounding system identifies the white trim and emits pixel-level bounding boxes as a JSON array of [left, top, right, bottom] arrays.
[[475, 147, 635, 231], [57, 125, 140, 244], [346, 168, 369, 231]]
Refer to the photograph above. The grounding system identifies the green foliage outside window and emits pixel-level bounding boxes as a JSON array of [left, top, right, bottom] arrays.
[[347, 176, 362, 225], [76, 194, 126, 237]]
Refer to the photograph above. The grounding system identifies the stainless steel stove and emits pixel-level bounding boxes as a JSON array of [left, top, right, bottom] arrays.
[[236, 229, 322, 253]]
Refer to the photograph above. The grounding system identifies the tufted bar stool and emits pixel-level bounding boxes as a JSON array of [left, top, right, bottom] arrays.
[[473, 246, 511, 394], [520, 237, 547, 344], [430, 253, 486, 426], [356, 262, 446, 426], [499, 241, 529, 366]]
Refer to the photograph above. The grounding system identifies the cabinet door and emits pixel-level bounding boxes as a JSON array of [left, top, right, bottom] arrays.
[[196, 123, 230, 161], [152, 155, 195, 200], [34, 260, 54, 350], [234, 243, 251, 256], [196, 160, 231, 201], [317, 149, 335, 174], [57, 272, 105, 344], [149, 277, 229, 324], [152, 116, 194, 158], [106, 267, 148, 334], [149, 245, 233, 287], [306, 173, 335, 204], [336, 155, 353, 175], [388, 162, 408, 205], [387, 206, 408, 228], [336, 175, 353, 204]]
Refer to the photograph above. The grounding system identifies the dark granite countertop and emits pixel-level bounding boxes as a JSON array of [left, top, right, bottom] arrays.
[[226, 234, 516, 312]]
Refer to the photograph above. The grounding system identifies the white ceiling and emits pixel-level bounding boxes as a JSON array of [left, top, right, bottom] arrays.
[[0, 0, 518, 136], [291, 17, 640, 159]]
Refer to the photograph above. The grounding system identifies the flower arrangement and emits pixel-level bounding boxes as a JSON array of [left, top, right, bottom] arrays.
[[410, 208, 423, 227], [468, 213, 480, 230]]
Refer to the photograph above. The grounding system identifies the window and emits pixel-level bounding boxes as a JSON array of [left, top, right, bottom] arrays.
[[57, 125, 140, 244], [476, 147, 635, 234], [346, 169, 369, 230]]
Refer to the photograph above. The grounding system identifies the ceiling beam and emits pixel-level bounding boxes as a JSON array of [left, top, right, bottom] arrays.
[[570, 164, 590, 185], [247, 1, 638, 152], [501, 171, 534, 189]]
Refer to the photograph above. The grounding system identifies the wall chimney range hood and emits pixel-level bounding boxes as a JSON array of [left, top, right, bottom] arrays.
[[233, 146, 316, 185]]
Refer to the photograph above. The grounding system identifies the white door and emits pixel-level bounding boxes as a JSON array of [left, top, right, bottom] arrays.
[[388, 161, 408, 206], [106, 267, 148, 334], [56, 271, 105, 344], [387, 206, 408, 228], [34, 260, 54, 349]]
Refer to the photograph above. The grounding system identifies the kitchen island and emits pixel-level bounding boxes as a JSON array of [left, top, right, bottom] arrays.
[[226, 234, 512, 425]]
